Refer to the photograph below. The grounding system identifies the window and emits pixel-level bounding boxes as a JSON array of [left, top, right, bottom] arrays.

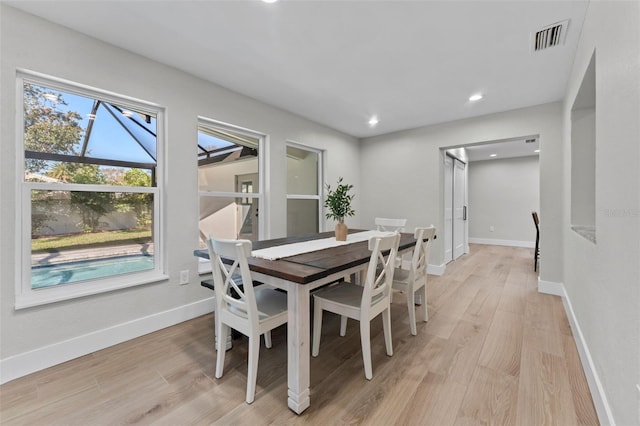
[[286, 143, 322, 236], [17, 72, 165, 308], [197, 118, 264, 272]]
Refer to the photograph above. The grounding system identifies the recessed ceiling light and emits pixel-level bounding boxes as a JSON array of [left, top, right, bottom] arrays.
[[534, 149, 540, 153], [489, 153, 497, 157], [368, 117, 379, 126], [262, 0, 278, 3], [469, 93, 483, 102]]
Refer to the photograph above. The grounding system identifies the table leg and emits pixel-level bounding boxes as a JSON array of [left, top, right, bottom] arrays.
[[287, 282, 311, 414]]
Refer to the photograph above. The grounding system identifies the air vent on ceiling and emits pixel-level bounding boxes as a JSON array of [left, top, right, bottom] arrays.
[[532, 20, 569, 52], [525, 138, 537, 144]]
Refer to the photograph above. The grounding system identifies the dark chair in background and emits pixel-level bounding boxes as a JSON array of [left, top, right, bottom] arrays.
[[532, 212, 540, 272]]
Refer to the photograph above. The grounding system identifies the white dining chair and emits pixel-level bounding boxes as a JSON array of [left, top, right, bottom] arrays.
[[375, 217, 407, 232], [375, 217, 407, 267], [312, 233, 400, 380], [392, 226, 436, 335], [206, 237, 288, 404]]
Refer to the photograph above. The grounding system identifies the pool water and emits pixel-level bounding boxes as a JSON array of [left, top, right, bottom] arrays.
[[31, 255, 154, 289]]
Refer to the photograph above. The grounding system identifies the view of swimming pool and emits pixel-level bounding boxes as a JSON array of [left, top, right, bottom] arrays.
[[31, 254, 154, 289]]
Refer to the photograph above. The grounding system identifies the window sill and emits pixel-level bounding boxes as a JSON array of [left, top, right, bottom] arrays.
[[15, 271, 169, 310], [571, 225, 596, 244]]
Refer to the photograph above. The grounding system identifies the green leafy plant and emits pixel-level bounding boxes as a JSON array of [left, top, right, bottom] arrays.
[[324, 177, 355, 221]]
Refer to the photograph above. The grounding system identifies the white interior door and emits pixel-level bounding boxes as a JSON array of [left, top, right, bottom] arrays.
[[443, 156, 453, 263], [453, 158, 466, 260]]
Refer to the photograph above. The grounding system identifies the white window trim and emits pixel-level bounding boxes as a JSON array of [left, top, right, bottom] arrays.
[[197, 117, 266, 275], [15, 70, 167, 309], [286, 141, 324, 233]]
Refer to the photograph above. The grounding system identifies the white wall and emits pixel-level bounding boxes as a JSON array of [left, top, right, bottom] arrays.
[[358, 102, 563, 282], [0, 5, 359, 373], [468, 156, 539, 246], [562, 2, 640, 424]]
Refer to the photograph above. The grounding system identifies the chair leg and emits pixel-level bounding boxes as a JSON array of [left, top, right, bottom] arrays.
[[419, 285, 428, 323], [382, 308, 393, 356], [212, 312, 217, 350], [264, 331, 272, 349], [312, 301, 323, 357], [407, 287, 417, 336], [215, 324, 229, 378], [340, 315, 348, 336], [246, 334, 260, 404], [360, 320, 373, 380]]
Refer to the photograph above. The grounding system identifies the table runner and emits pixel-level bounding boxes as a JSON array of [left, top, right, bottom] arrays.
[[251, 230, 394, 260]]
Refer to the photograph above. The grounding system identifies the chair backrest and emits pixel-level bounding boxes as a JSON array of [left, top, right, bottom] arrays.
[[375, 217, 407, 232], [206, 237, 259, 328], [532, 212, 540, 239], [361, 233, 401, 312], [411, 226, 436, 280]]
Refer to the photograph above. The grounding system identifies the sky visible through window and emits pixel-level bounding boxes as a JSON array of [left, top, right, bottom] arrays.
[[198, 132, 235, 154], [34, 84, 239, 166], [32, 84, 157, 165]]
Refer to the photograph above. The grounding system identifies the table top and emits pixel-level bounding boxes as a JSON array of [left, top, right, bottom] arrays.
[[194, 229, 419, 284]]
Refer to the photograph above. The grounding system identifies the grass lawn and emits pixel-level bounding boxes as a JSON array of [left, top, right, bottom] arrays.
[[32, 229, 152, 252]]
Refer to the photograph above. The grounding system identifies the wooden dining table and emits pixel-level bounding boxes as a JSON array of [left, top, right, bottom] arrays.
[[194, 229, 417, 414]]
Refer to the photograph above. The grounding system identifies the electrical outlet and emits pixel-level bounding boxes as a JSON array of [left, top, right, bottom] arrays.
[[179, 270, 189, 285], [489, 225, 495, 232]]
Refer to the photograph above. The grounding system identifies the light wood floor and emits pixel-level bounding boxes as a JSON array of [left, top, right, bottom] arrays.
[[0, 244, 599, 425]]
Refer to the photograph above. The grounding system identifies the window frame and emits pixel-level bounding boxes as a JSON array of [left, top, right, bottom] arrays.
[[15, 70, 167, 309], [286, 141, 324, 235], [197, 117, 266, 274]]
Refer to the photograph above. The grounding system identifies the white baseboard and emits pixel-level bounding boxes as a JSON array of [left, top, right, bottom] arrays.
[[537, 278, 564, 296], [539, 281, 615, 425], [0, 297, 215, 385], [427, 263, 446, 276], [468, 237, 535, 248]]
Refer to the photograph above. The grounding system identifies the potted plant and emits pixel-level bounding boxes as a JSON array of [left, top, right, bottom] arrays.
[[324, 177, 355, 241]]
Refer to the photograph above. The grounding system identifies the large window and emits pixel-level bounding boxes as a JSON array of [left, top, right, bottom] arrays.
[[17, 72, 165, 308], [286, 143, 322, 236], [197, 118, 264, 257]]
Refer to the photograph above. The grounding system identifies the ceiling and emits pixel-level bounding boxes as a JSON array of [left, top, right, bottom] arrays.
[[6, 0, 589, 139], [464, 137, 540, 162]]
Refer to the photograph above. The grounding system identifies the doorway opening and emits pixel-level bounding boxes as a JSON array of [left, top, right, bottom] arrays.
[[442, 135, 541, 265]]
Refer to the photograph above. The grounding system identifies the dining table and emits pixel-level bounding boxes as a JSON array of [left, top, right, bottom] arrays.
[[194, 229, 418, 414]]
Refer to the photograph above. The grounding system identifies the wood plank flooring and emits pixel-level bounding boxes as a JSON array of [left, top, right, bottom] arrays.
[[0, 244, 599, 425]]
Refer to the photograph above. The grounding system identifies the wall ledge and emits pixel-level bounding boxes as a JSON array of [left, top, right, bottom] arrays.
[[0, 297, 215, 385]]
